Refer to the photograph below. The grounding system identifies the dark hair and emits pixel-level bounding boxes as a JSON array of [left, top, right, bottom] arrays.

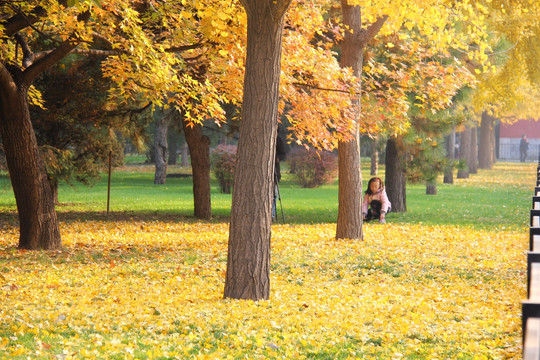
[[365, 177, 383, 195]]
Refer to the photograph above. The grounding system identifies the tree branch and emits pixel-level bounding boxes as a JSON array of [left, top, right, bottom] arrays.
[[21, 11, 92, 86], [292, 82, 349, 94], [13, 33, 35, 68], [166, 41, 205, 53], [360, 15, 388, 44], [3, 5, 47, 37], [103, 102, 153, 118]]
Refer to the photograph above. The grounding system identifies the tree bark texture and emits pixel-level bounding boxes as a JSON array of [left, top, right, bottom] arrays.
[[385, 137, 406, 212], [224, 0, 291, 300], [336, 134, 363, 240], [468, 126, 478, 174], [0, 65, 61, 249], [182, 120, 211, 220], [478, 112, 495, 169], [457, 126, 471, 179], [154, 109, 171, 185], [443, 130, 455, 184], [336, 1, 365, 240]]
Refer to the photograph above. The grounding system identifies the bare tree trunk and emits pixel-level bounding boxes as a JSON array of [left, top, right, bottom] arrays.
[[469, 125, 478, 174], [370, 139, 378, 176], [443, 129, 455, 184], [478, 112, 495, 169], [426, 183, 437, 195], [0, 67, 61, 250], [224, 0, 291, 300], [385, 137, 406, 212], [154, 109, 171, 185], [457, 126, 471, 179], [181, 119, 211, 220], [180, 143, 189, 167]]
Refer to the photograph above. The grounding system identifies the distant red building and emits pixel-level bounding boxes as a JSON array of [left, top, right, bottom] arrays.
[[499, 119, 540, 161], [500, 119, 540, 138]]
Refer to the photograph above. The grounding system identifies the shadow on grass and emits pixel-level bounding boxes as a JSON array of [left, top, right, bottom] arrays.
[[0, 209, 232, 227]]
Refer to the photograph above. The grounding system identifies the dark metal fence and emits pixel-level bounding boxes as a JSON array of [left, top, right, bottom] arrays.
[[499, 144, 540, 162], [522, 159, 540, 358]]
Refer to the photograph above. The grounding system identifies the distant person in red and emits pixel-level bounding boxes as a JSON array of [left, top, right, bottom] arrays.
[[362, 177, 391, 224], [520, 134, 529, 162]]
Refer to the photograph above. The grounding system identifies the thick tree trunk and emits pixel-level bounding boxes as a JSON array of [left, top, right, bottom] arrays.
[[478, 112, 495, 169], [426, 183, 437, 195], [443, 130, 455, 184], [224, 0, 291, 300], [336, 134, 363, 239], [154, 109, 171, 185], [370, 139, 378, 176], [385, 137, 406, 212], [336, 1, 365, 240], [0, 67, 61, 250], [457, 126, 471, 179], [468, 126, 478, 174], [182, 120, 211, 220]]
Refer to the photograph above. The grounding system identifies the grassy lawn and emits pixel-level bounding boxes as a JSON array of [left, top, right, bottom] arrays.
[[0, 160, 534, 359]]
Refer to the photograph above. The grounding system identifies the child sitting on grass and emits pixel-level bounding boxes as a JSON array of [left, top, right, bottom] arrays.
[[362, 177, 391, 224]]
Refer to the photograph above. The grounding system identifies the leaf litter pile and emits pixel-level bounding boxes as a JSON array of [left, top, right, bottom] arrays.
[[0, 218, 525, 359]]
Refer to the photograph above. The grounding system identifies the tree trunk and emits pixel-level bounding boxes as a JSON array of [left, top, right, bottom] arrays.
[[154, 109, 171, 185], [336, 134, 363, 239], [385, 137, 406, 212], [335, 3, 387, 239], [0, 66, 61, 250], [50, 179, 59, 205], [426, 183, 437, 195], [180, 143, 189, 167], [224, 0, 291, 300], [168, 129, 178, 165], [478, 112, 495, 169], [468, 125, 478, 174], [370, 139, 378, 176], [443, 129, 455, 184], [181, 119, 211, 220], [336, 1, 365, 240], [457, 126, 471, 179]]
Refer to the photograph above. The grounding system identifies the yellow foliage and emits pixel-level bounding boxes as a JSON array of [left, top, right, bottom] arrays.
[[0, 216, 524, 358]]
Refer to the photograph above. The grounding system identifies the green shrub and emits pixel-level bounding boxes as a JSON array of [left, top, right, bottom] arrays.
[[288, 147, 338, 188], [211, 144, 237, 193]]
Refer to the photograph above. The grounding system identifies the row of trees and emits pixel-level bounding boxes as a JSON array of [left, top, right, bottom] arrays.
[[1, 0, 539, 300]]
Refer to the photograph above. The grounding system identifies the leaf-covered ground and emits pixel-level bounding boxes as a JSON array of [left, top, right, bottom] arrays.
[[0, 219, 525, 359]]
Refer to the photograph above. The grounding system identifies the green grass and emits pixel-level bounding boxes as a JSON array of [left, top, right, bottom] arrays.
[[0, 159, 531, 359], [0, 160, 536, 230]]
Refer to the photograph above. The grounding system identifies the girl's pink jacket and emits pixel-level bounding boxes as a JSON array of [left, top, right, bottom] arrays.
[[362, 188, 391, 214]]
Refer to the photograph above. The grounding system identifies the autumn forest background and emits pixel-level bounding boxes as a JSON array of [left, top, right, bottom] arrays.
[[1, 0, 539, 358]]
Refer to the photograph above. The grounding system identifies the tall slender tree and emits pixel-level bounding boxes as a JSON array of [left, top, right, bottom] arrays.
[[335, 1, 386, 240]]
